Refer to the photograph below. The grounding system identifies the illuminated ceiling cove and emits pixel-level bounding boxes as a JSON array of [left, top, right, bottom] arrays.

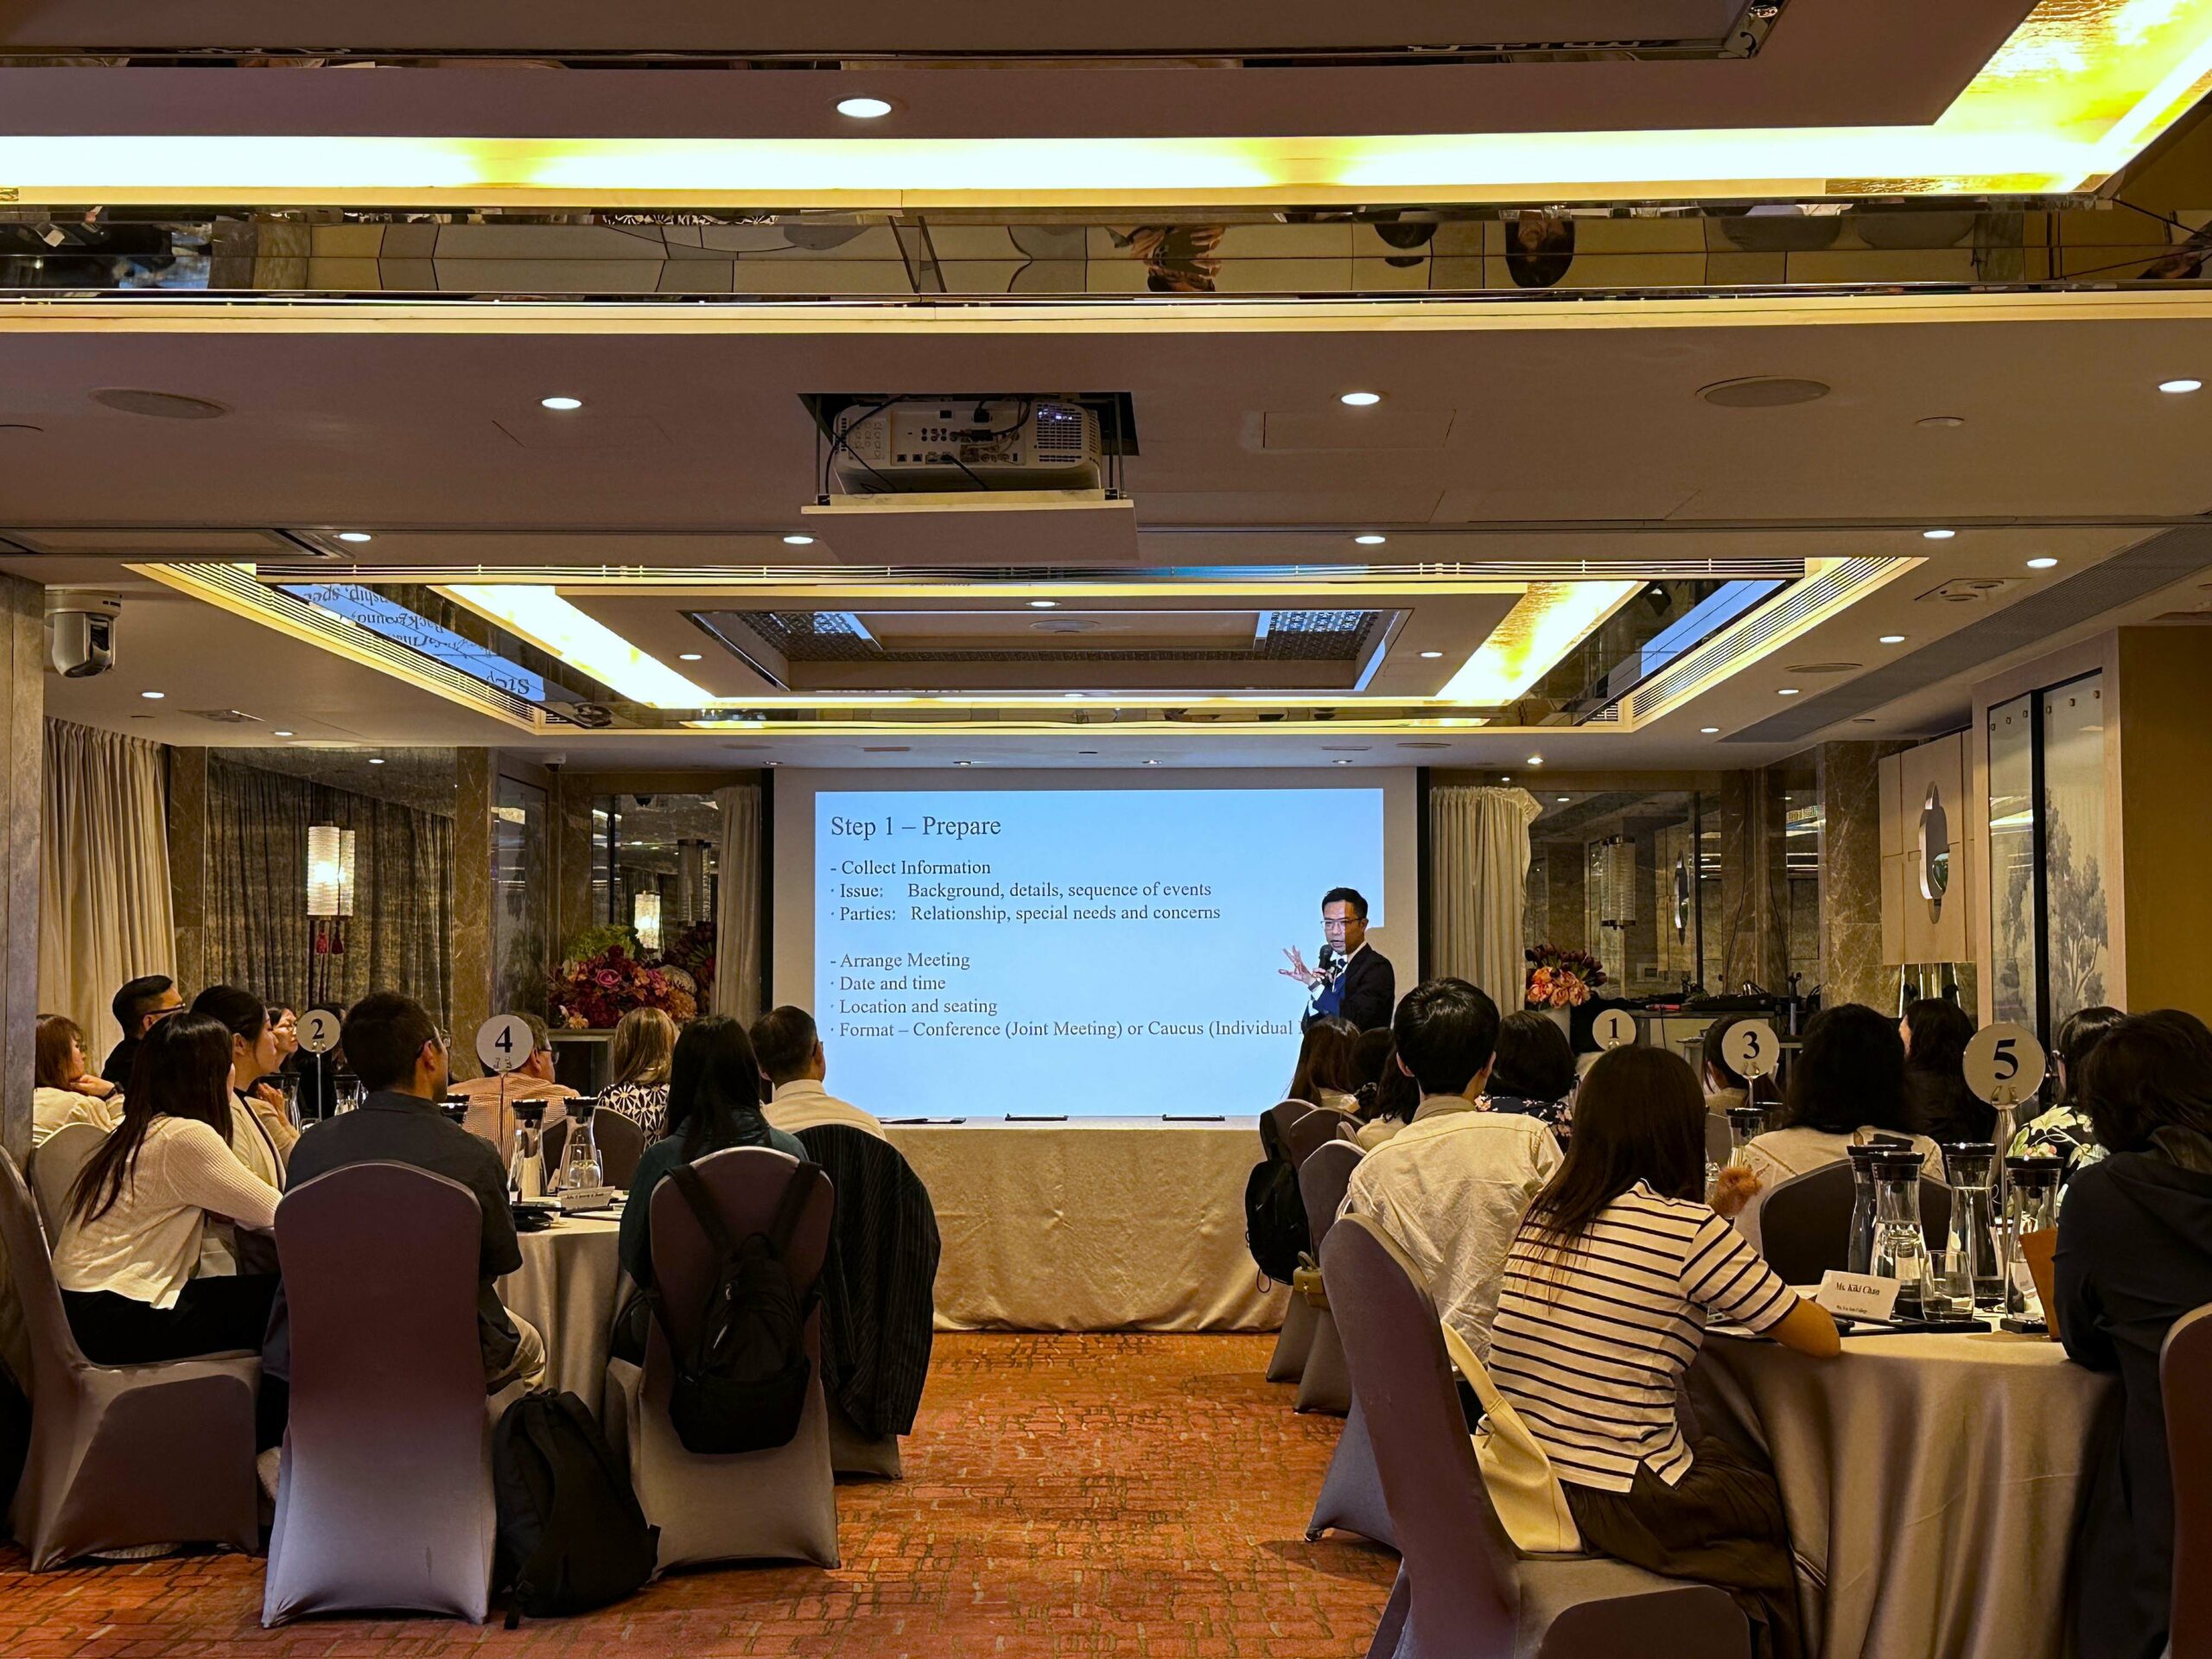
[[4, 0, 2212, 204]]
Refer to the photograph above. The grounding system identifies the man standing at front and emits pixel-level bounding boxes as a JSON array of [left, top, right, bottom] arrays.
[[1281, 886, 1395, 1032], [1338, 977, 1561, 1358]]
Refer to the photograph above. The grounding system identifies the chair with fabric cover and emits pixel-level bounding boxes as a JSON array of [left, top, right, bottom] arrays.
[[263, 1161, 520, 1625], [1704, 1115, 1733, 1173], [1324, 1214, 1751, 1659], [1754, 1163, 1855, 1284], [1295, 1141, 1362, 1416], [1288, 1108, 1357, 1169], [795, 1124, 941, 1481], [542, 1115, 568, 1179], [27, 1123, 105, 1243], [592, 1109, 645, 1192], [0, 1150, 260, 1572], [1309, 1398, 1395, 1548], [601, 1147, 839, 1571], [1262, 1101, 1319, 1384], [1758, 1161, 1952, 1286], [2163, 1301, 2212, 1659]]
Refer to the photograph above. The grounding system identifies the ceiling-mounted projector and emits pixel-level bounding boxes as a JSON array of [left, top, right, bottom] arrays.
[[830, 398, 1102, 494]]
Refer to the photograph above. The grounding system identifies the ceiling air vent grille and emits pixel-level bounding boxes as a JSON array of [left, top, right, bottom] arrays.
[[1627, 556, 1898, 716]]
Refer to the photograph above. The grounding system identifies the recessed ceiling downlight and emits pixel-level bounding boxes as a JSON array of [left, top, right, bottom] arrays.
[[836, 96, 894, 119], [539, 396, 583, 411], [2161, 378, 2202, 393], [1697, 377, 1830, 409], [336, 531, 372, 543], [1339, 391, 1383, 407], [91, 388, 228, 421], [1355, 534, 1388, 546], [1783, 662, 1862, 675]]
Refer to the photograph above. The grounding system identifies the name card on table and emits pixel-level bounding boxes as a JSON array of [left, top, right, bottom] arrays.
[[557, 1185, 616, 1216], [1815, 1271, 1901, 1322]]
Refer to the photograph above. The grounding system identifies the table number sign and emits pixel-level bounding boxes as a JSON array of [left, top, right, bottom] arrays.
[[297, 1009, 341, 1055], [1815, 1270, 1903, 1323], [1592, 1008, 1638, 1050], [1722, 1019, 1780, 1081], [476, 1013, 534, 1075]]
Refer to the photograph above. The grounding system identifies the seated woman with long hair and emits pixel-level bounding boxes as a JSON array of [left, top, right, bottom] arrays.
[[1287, 1016, 1361, 1116], [52, 1012, 283, 1364], [32, 1012, 124, 1147], [1482, 1010, 1579, 1132], [190, 985, 298, 1186], [1488, 1046, 1838, 1659], [1712, 1002, 1946, 1221], [617, 1015, 806, 1293], [1901, 996, 1988, 1144], [600, 1006, 677, 1139]]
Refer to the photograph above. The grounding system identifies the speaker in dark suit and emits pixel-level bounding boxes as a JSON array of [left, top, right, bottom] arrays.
[[1295, 887, 1396, 1033], [1305, 944, 1396, 1033]]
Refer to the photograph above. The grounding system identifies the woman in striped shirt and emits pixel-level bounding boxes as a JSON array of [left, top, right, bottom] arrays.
[[1488, 1046, 1840, 1659]]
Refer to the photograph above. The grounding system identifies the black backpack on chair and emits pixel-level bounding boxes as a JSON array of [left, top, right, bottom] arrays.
[[1243, 1112, 1311, 1285], [492, 1389, 658, 1624], [652, 1159, 822, 1456]]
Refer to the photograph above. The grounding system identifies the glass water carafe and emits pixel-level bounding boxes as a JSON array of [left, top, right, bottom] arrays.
[[1726, 1103, 1769, 1166], [508, 1099, 548, 1201], [1941, 1142, 2004, 1308], [2001, 1156, 2064, 1320], [1846, 1144, 1883, 1275], [558, 1098, 604, 1193], [1869, 1149, 1929, 1318]]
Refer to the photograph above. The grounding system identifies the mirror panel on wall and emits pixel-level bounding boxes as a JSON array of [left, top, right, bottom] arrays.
[[493, 773, 550, 1020], [594, 793, 721, 949], [1526, 790, 1711, 998], [1987, 672, 2110, 1039]]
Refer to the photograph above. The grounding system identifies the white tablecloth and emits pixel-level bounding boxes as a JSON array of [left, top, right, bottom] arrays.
[[1693, 1324, 2120, 1659], [497, 1212, 623, 1409], [883, 1120, 1288, 1333]]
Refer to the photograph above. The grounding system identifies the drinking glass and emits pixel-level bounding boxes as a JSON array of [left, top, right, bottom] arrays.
[[1923, 1249, 1975, 1320]]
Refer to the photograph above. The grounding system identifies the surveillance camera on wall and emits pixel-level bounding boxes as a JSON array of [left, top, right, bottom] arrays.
[[44, 589, 121, 678]]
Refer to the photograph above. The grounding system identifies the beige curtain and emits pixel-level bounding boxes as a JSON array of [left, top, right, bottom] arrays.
[[39, 720, 175, 1058], [1428, 785, 1542, 1014], [713, 783, 765, 1022]]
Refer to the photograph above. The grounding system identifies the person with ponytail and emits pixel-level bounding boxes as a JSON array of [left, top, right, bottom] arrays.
[[190, 984, 299, 1190]]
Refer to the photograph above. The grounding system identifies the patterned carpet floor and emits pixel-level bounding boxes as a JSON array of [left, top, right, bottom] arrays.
[[0, 1334, 1397, 1658]]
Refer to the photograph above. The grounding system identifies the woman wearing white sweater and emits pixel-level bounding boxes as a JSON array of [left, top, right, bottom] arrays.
[[32, 1012, 124, 1147], [53, 1011, 282, 1364]]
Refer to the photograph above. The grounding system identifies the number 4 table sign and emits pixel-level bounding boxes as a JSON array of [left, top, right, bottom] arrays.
[[474, 1014, 535, 1155]]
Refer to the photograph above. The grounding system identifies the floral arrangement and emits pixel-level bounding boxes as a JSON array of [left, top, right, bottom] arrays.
[[1525, 944, 1608, 1009], [661, 918, 718, 1005], [550, 931, 696, 1029]]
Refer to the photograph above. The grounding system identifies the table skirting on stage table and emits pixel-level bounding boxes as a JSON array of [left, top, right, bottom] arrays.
[[886, 1120, 1287, 1332]]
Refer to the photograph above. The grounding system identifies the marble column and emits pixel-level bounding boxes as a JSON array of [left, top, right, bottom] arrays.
[[1816, 742, 1896, 1012], [0, 577, 41, 1162], [166, 745, 211, 995], [450, 749, 494, 1080], [554, 769, 594, 950], [1716, 767, 1789, 991]]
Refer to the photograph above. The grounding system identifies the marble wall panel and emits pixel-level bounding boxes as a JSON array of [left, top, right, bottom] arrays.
[[0, 577, 41, 1160], [1817, 742, 1893, 1013]]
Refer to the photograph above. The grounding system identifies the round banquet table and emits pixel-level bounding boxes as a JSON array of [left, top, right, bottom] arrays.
[[496, 1211, 623, 1412], [1690, 1323, 2120, 1659]]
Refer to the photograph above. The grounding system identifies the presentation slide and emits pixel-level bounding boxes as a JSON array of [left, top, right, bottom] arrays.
[[773, 772, 1416, 1121]]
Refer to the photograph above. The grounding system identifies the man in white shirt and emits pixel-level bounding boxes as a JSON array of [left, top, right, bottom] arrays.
[[751, 1005, 889, 1141], [1339, 977, 1561, 1360]]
